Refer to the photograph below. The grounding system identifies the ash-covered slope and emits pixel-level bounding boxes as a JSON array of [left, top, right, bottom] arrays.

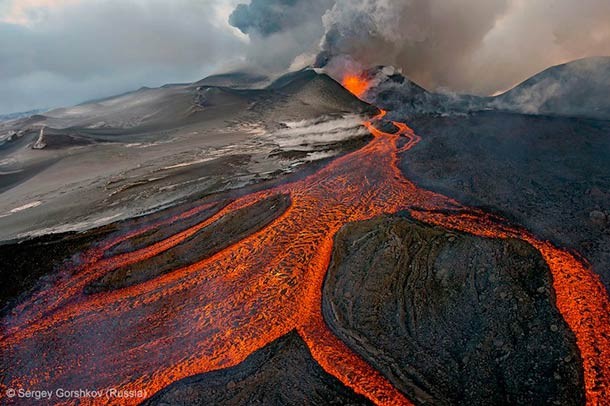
[[195, 71, 269, 89], [0, 69, 374, 241], [264, 69, 376, 119], [1, 68, 372, 142], [490, 57, 610, 120], [366, 57, 610, 120], [42, 85, 214, 131]]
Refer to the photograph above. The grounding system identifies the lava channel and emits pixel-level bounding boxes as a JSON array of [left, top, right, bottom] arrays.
[[1, 110, 609, 406]]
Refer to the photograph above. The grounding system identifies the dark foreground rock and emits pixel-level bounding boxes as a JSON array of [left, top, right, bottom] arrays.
[[0, 227, 110, 311], [323, 214, 584, 406], [86, 193, 291, 293], [143, 331, 372, 406], [103, 199, 231, 258], [0, 194, 226, 311]]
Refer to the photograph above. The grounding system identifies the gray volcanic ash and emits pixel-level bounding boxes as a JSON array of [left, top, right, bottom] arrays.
[[0, 69, 373, 241]]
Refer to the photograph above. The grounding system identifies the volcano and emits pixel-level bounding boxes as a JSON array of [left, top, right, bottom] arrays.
[[0, 65, 609, 406]]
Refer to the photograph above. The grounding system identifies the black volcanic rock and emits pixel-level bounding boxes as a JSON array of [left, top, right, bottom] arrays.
[[103, 200, 231, 258], [403, 112, 610, 291], [143, 331, 372, 406], [0, 228, 113, 312], [85, 194, 291, 293], [364, 66, 485, 118], [323, 214, 584, 406], [268, 69, 377, 117], [0, 195, 235, 311], [490, 57, 610, 120]]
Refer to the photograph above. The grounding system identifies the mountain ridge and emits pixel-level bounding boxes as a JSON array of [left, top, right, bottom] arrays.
[[366, 57, 610, 120]]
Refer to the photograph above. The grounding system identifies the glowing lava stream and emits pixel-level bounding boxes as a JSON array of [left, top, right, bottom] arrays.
[[1, 110, 609, 406]]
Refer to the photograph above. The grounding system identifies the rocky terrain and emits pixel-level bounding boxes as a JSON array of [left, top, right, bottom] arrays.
[[323, 214, 584, 405], [85, 194, 290, 293], [144, 331, 371, 406], [401, 112, 610, 291], [0, 57, 607, 406], [0, 191, 224, 309], [367, 57, 610, 121]]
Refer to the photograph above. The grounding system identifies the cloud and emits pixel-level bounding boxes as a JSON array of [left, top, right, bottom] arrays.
[[0, 0, 246, 114], [466, 0, 610, 94], [318, 0, 512, 93], [229, 0, 299, 36], [228, 0, 610, 96], [318, 0, 610, 95], [0, 0, 79, 25], [228, 0, 333, 72], [1, 0, 609, 113]]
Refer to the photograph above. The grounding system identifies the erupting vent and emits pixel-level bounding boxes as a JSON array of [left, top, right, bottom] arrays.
[[342, 74, 371, 98]]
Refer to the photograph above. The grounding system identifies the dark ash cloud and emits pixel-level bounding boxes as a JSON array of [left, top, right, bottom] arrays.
[[318, 0, 512, 94], [229, 0, 299, 36], [228, 0, 333, 72], [319, 0, 610, 95], [231, 0, 610, 96]]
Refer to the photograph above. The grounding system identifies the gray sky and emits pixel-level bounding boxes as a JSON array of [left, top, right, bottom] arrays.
[[0, 0, 247, 114], [1, 0, 609, 114]]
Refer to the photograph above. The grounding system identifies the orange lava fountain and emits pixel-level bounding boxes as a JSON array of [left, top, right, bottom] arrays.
[[342, 74, 370, 98], [1, 109, 609, 406]]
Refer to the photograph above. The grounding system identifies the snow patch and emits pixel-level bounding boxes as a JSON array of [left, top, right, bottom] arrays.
[[0, 201, 43, 218], [268, 114, 367, 149]]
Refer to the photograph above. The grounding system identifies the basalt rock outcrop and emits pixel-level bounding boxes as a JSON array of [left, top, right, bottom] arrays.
[[143, 331, 372, 406], [323, 214, 584, 405]]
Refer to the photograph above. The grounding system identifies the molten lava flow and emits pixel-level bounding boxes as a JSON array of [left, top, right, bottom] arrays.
[[1, 109, 609, 406], [342, 74, 370, 98]]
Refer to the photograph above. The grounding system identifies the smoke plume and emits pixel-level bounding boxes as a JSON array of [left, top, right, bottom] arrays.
[[229, 0, 333, 72], [232, 0, 610, 96]]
